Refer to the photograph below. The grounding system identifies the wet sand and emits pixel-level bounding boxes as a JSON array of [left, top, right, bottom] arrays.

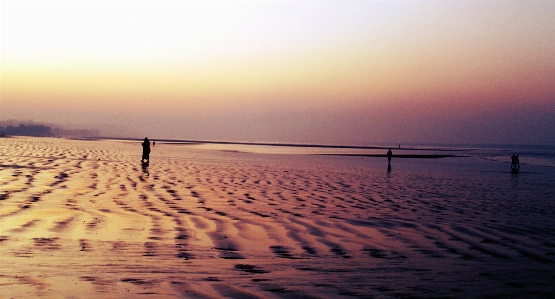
[[1, 137, 554, 298]]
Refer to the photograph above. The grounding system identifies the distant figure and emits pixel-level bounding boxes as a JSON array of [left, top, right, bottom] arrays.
[[398, 145, 401, 148], [387, 148, 392, 167], [153, 141, 155, 146], [511, 153, 520, 174], [142, 137, 151, 165]]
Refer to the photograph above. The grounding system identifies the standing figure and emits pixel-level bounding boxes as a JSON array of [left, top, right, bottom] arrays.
[[511, 154, 520, 173], [142, 137, 151, 165], [387, 148, 392, 170]]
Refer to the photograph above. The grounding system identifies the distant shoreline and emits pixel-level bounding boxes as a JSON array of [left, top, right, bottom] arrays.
[[80, 137, 466, 152], [317, 153, 460, 158]]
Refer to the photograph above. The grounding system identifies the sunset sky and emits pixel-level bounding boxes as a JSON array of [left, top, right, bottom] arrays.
[[2, 1, 555, 145]]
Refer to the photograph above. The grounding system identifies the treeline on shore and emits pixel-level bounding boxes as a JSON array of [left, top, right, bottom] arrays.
[[0, 122, 99, 138]]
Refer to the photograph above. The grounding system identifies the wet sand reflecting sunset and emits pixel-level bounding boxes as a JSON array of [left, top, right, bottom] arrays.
[[1, 137, 554, 298]]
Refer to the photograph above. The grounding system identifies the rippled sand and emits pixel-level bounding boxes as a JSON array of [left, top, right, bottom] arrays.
[[1, 137, 554, 298]]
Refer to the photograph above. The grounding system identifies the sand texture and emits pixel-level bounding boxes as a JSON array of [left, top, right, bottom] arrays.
[[1, 137, 554, 298]]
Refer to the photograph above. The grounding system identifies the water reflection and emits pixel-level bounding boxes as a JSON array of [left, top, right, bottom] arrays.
[[141, 162, 149, 177]]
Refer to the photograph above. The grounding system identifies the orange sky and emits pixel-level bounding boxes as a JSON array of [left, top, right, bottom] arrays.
[[2, 1, 555, 144]]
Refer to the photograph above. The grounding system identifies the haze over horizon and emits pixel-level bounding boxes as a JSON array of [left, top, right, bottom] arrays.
[[2, 1, 555, 145]]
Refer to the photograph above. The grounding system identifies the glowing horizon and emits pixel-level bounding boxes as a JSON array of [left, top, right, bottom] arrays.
[[2, 1, 555, 144]]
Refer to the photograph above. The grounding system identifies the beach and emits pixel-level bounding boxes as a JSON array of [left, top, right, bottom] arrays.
[[1, 137, 554, 298]]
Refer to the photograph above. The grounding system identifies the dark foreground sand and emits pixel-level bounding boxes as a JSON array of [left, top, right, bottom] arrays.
[[1, 137, 554, 298]]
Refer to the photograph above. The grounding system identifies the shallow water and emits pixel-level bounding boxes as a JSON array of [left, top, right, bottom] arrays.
[[0, 137, 554, 298], [165, 140, 555, 168]]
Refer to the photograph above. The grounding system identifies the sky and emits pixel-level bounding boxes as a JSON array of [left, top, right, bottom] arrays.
[[2, 1, 555, 145]]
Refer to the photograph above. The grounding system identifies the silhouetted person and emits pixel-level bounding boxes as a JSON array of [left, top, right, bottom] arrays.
[[142, 137, 151, 164], [511, 153, 520, 173], [153, 141, 155, 146], [387, 148, 392, 168]]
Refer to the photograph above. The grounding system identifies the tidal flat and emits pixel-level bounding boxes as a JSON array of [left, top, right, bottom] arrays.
[[1, 137, 554, 298]]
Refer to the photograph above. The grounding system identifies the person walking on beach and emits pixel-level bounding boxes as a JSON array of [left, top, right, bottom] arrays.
[[142, 137, 151, 164], [387, 148, 392, 167], [511, 153, 520, 173]]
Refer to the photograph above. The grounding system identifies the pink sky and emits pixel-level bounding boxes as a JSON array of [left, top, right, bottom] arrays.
[[2, 1, 555, 144]]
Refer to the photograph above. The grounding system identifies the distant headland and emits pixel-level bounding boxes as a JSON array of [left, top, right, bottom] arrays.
[[0, 120, 99, 138]]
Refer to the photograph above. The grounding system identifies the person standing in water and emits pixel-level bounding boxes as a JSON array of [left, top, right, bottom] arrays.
[[387, 148, 392, 168], [142, 137, 151, 164]]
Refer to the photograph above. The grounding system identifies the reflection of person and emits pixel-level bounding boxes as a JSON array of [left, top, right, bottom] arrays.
[[387, 149, 392, 165], [141, 162, 149, 176], [142, 137, 151, 164]]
